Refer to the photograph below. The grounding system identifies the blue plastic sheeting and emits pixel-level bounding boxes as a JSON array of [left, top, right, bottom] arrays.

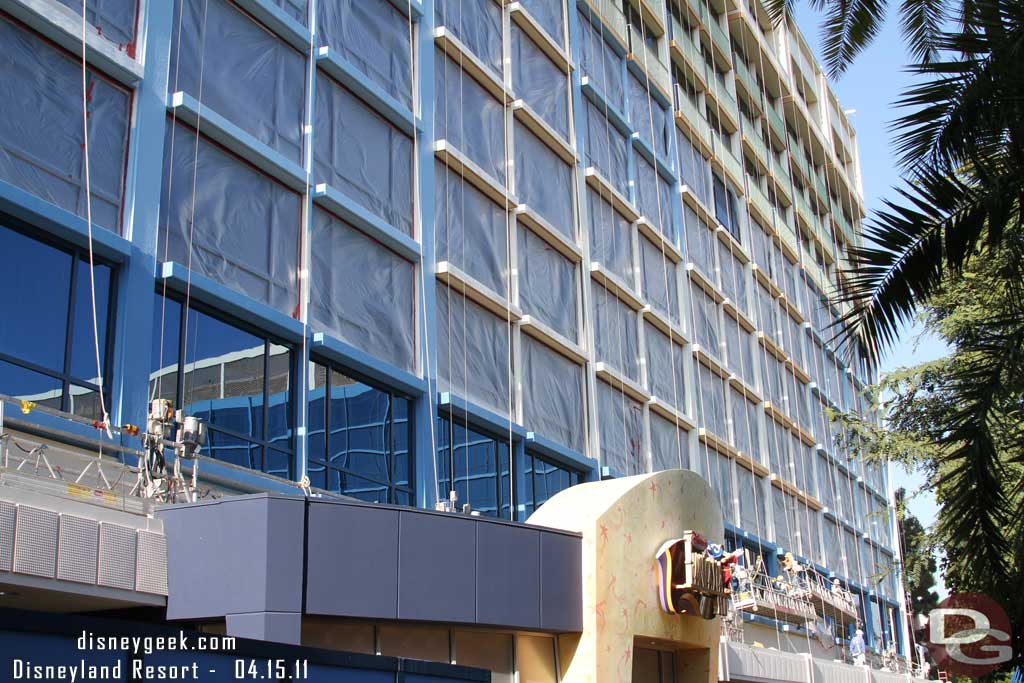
[[582, 100, 628, 195], [640, 237, 679, 325], [644, 321, 685, 409], [695, 359, 728, 437], [738, 471, 766, 534], [160, 121, 301, 316], [586, 187, 633, 284], [518, 225, 578, 342], [315, 73, 414, 235], [634, 155, 675, 239], [58, 0, 136, 47], [689, 280, 719, 353], [511, 26, 569, 138], [596, 380, 643, 475], [436, 285, 512, 418], [683, 204, 715, 275], [521, 0, 565, 44], [520, 335, 586, 455], [629, 74, 670, 158], [650, 411, 688, 471], [577, 10, 623, 108], [706, 450, 735, 524], [435, 162, 509, 297], [311, 208, 416, 373], [435, 0, 502, 77], [678, 133, 712, 206], [318, 0, 413, 108], [729, 385, 753, 453], [0, 17, 129, 233], [434, 49, 506, 186], [591, 290, 639, 382], [272, 0, 307, 24], [170, 0, 305, 163], [514, 123, 573, 237]]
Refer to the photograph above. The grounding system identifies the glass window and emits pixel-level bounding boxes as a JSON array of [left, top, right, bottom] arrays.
[[515, 122, 574, 237], [435, 0, 502, 76], [596, 380, 644, 475], [591, 291, 640, 382], [171, 0, 304, 162], [511, 26, 569, 137], [315, 73, 414, 235], [0, 17, 130, 233], [587, 187, 634, 284], [152, 294, 294, 478], [436, 416, 511, 518], [307, 362, 413, 503], [58, 0, 137, 46], [0, 225, 114, 420], [640, 238, 679, 325], [712, 174, 743, 242], [311, 208, 416, 372], [521, 335, 586, 453], [577, 10, 623, 108], [516, 450, 581, 521], [650, 412, 689, 472], [582, 100, 629, 195]]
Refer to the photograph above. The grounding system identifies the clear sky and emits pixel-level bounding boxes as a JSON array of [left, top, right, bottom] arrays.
[[789, 4, 950, 597]]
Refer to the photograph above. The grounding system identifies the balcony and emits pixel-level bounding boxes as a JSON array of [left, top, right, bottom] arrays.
[[581, 0, 629, 48], [732, 58, 763, 113], [703, 14, 733, 66], [766, 100, 786, 147], [713, 136, 744, 188], [705, 70, 739, 132], [746, 176, 774, 225], [741, 121, 769, 172], [669, 15, 708, 88], [793, 189, 813, 230], [674, 84, 714, 154], [813, 168, 830, 204], [788, 148, 811, 184], [628, 28, 672, 99]]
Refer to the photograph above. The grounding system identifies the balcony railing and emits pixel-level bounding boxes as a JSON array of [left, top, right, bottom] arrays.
[[732, 58, 763, 110], [582, 0, 628, 48], [813, 168, 829, 204], [674, 84, 713, 150], [766, 101, 786, 142], [669, 14, 706, 84], [714, 136, 744, 186], [705, 15, 732, 62], [628, 27, 672, 98], [746, 176, 773, 223], [789, 149, 810, 184]]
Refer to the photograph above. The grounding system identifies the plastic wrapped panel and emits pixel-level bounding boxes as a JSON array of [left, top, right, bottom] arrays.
[[824, 518, 842, 572], [629, 74, 670, 158], [318, 0, 412, 107], [678, 134, 711, 206], [511, 26, 569, 138], [738, 473, 765, 535], [435, 161, 509, 297], [596, 380, 644, 475], [0, 17, 129, 233], [586, 187, 633, 284], [650, 412, 688, 471], [689, 281, 719, 353], [518, 226, 578, 342], [311, 208, 416, 372], [591, 290, 640, 382], [316, 73, 414, 235], [171, 0, 304, 163], [521, 335, 585, 453], [435, 48, 507, 186], [160, 121, 300, 315], [436, 285, 512, 417], [695, 359, 727, 437], [718, 241, 738, 303], [713, 452, 736, 524], [683, 205, 715, 278], [634, 154, 674, 240], [729, 387, 751, 454], [577, 10, 623, 108], [514, 123, 574, 237], [772, 487, 791, 550], [643, 322, 685, 410], [435, 0, 502, 77], [521, 0, 565, 45], [640, 237, 679, 325], [582, 100, 628, 195], [58, 0, 136, 47]]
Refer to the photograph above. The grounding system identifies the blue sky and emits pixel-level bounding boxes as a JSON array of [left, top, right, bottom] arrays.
[[790, 5, 949, 596]]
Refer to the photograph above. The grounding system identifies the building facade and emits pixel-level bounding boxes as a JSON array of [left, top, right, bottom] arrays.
[[0, 0, 907, 675]]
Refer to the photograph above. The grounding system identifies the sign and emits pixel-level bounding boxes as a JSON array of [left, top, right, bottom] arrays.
[[655, 531, 728, 619], [927, 592, 1012, 678]]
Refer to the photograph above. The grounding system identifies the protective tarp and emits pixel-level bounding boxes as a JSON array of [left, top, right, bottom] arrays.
[[683, 205, 715, 275], [596, 380, 644, 475], [712, 175, 743, 240], [591, 290, 639, 382], [435, 0, 502, 76], [582, 99, 628, 195], [160, 121, 300, 316], [310, 208, 416, 373], [58, 0, 136, 47], [521, 0, 565, 45], [515, 122, 574, 237], [576, 9, 623, 108], [316, 73, 414, 235], [650, 411, 688, 472], [586, 187, 633, 283], [640, 236, 679, 325], [0, 17, 129, 233], [318, 0, 412, 107], [717, 241, 738, 302], [521, 335, 586, 453], [171, 0, 304, 163], [271, 0, 306, 24], [738, 473, 765, 535], [772, 487, 791, 550], [435, 161, 509, 297], [511, 26, 569, 138], [844, 529, 860, 579], [689, 281, 719, 353], [518, 225, 578, 342], [750, 219, 773, 272], [634, 154, 674, 239], [677, 133, 711, 207], [823, 518, 843, 571], [628, 74, 670, 158], [435, 48, 506, 186], [644, 321, 685, 409], [730, 387, 752, 454], [436, 284, 512, 417], [723, 314, 750, 381], [695, 359, 727, 437], [755, 282, 776, 336], [704, 451, 734, 524]]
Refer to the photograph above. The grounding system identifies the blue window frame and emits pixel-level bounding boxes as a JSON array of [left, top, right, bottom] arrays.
[[516, 451, 582, 521], [436, 415, 511, 519], [149, 293, 295, 479], [0, 222, 115, 421], [307, 360, 414, 505]]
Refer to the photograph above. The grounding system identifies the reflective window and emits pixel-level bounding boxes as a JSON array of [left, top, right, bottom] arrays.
[[436, 416, 511, 518], [516, 451, 582, 520], [0, 224, 114, 420], [307, 362, 413, 504], [150, 294, 294, 478]]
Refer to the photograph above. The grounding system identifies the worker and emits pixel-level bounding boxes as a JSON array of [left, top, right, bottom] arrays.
[[849, 628, 867, 666]]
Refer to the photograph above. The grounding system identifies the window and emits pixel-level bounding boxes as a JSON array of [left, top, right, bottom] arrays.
[[689, 281, 719, 354], [150, 294, 294, 478], [516, 451, 582, 520], [435, 0, 502, 76], [0, 16, 130, 233], [738, 472, 766, 535], [58, 0, 137, 46], [640, 238, 679, 325], [582, 100, 629, 195], [307, 362, 413, 504], [678, 134, 711, 207], [707, 451, 735, 524], [634, 155, 674, 239], [511, 26, 569, 137], [591, 291, 640, 382], [435, 49, 506, 185], [683, 205, 716, 276], [650, 412, 689, 471], [629, 74, 670, 158], [436, 416, 511, 518], [171, 0, 304, 162], [0, 224, 114, 420], [521, 335, 586, 453], [515, 123, 574, 237], [520, 0, 565, 45], [597, 380, 644, 475], [696, 360, 727, 437], [644, 322, 685, 410], [712, 174, 742, 242], [587, 188, 634, 284], [578, 10, 624, 108]]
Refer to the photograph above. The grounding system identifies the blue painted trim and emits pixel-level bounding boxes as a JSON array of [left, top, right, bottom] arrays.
[[0, 181, 132, 262], [580, 79, 632, 137], [315, 50, 419, 137], [231, 0, 313, 52], [167, 93, 307, 192], [159, 261, 307, 343], [525, 432, 595, 473], [311, 332, 427, 397], [438, 392, 528, 441], [312, 185, 421, 263]]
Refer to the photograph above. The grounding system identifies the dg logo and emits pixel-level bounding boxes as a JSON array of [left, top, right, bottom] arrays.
[[928, 592, 1012, 677]]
